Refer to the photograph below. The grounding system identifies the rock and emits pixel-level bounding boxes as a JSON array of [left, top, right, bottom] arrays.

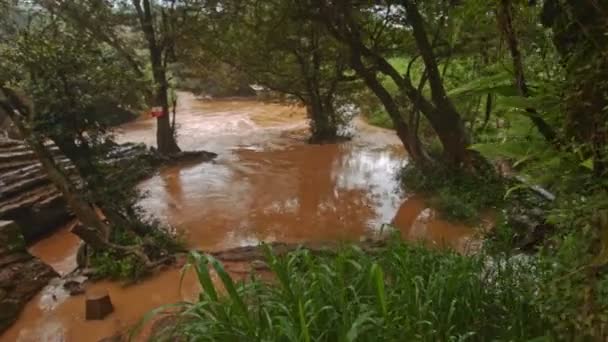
[[63, 280, 85, 296], [0, 220, 57, 333], [85, 289, 114, 320]]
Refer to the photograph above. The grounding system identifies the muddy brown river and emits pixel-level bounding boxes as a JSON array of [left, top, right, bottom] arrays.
[[1, 93, 484, 341]]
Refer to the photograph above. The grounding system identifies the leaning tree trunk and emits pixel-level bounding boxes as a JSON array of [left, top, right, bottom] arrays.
[[0, 89, 111, 248], [0, 88, 155, 266], [402, 0, 472, 167], [349, 48, 430, 166], [50, 136, 134, 231], [498, 0, 557, 142]]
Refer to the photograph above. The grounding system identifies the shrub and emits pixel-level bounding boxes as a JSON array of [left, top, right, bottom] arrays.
[[400, 164, 505, 223]]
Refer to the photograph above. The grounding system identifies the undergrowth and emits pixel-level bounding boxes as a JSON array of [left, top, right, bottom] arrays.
[[400, 164, 505, 223], [89, 216, 184, 281], [145, 242, 549, 341]]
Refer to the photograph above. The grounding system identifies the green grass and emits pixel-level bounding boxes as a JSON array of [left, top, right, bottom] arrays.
[[147, 242, 549, 341]]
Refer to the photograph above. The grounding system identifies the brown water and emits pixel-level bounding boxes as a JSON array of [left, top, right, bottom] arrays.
[[1, 93, 481, 341]]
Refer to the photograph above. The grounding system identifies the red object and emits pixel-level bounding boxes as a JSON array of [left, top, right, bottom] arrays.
[[150, 106, 164, 118]]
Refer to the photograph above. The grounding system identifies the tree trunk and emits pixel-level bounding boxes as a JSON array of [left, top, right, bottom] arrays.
[[133, 0, 181, 155], [498, 0, 557, 142], [402, 0, 472, 166], [307, 93, 338, 143], [349, 49, 429, 166], [541, 0, 608, 176]]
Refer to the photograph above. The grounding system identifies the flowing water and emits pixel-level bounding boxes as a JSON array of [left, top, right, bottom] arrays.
[[1, 93, 485, 341]]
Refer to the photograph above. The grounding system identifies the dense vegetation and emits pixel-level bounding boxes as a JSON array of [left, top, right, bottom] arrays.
[[1, 0, 607, 339], [149, 244, 547, 341]]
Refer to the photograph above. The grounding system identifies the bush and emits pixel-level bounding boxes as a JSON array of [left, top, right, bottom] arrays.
[[400, 164, 505, 223], [90, 251, 146, 280], [147, 242, 549, 341]]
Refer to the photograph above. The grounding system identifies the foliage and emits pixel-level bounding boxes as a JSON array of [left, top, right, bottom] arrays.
[[1, 18, 146, 142], [89, 215, 184, 281], [148, 243, 548, 341], [400, 164, 505, 223], [364, 108, 394, 130], [2, 0, 608, 337], [90, 252, 146, 281], [464, 1, 608, 337]]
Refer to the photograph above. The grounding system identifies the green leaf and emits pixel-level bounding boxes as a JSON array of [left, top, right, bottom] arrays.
[[370, 263, 387, 318], [580, 158, 594, 170]]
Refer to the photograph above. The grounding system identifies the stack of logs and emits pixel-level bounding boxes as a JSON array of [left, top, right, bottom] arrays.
[[0, 138, 73, 242], [0, 137, 161, 242]]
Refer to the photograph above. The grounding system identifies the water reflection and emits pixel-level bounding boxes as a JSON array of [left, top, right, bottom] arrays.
[[139, 141, 407, 251]]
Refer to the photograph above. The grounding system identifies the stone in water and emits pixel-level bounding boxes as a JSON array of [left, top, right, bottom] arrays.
[[85, 289, 114, 320]]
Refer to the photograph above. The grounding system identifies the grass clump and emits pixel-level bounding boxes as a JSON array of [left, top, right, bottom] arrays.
[[148, 242, 549, 341], [401, 164, 505, 223]]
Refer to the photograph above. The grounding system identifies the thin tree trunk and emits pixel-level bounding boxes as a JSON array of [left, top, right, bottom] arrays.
[[498, 0, 557, 142]]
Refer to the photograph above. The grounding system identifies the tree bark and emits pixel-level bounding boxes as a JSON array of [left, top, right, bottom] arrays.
[[306, 94, 337, 143]]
